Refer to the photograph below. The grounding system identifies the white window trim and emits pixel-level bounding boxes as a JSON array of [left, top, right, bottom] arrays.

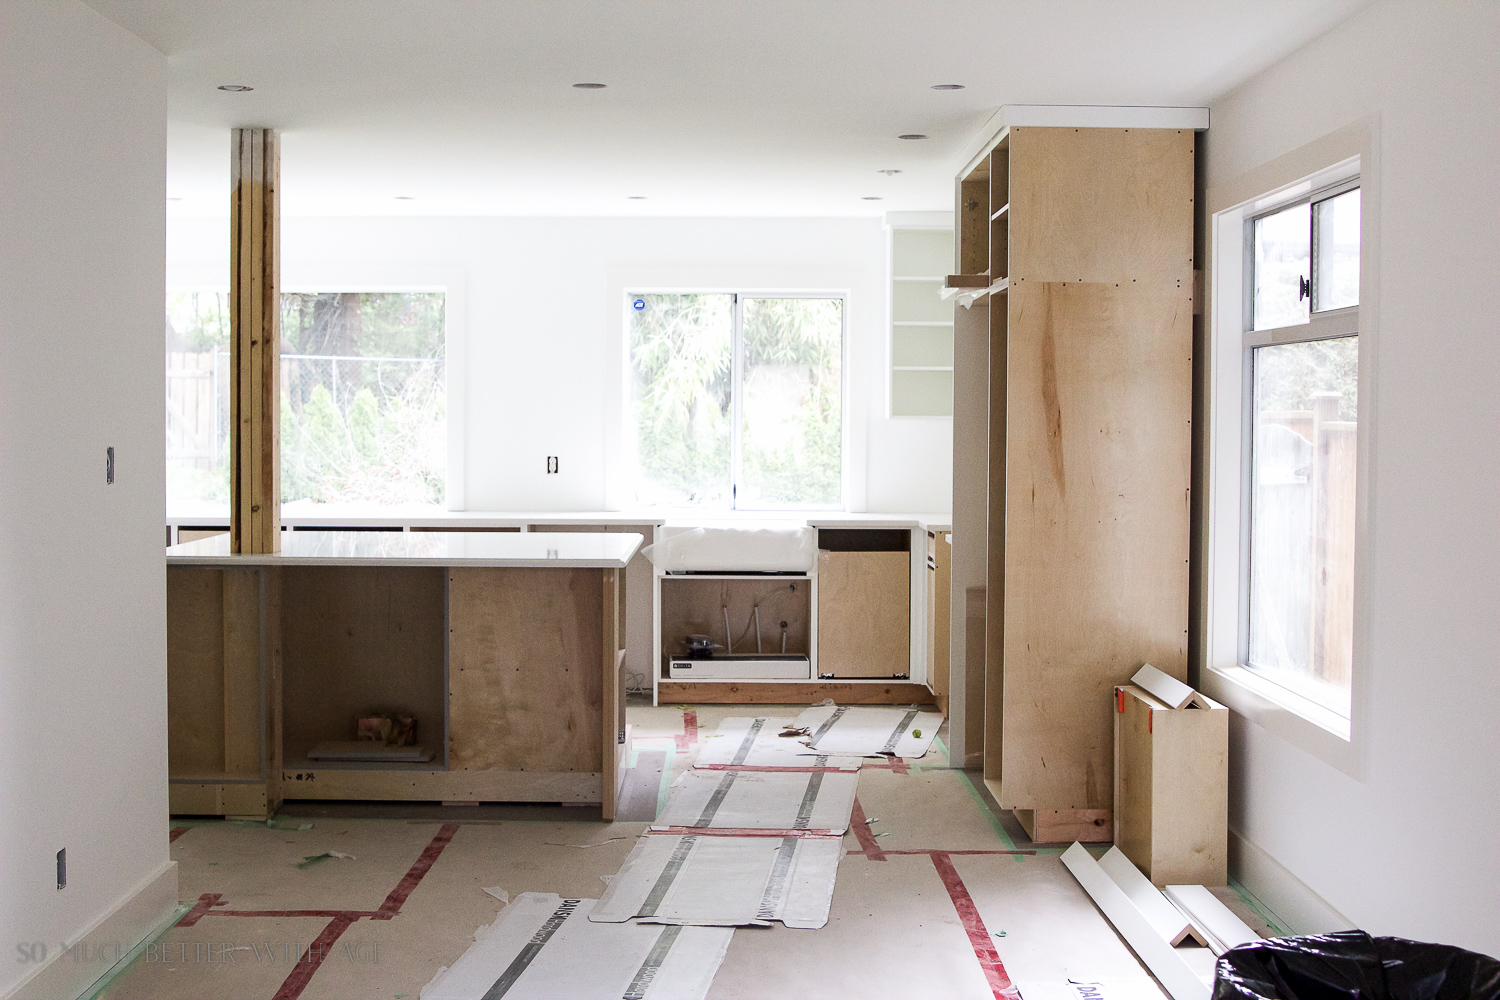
[[605, 267, 862, 513], [1203, 119, 1378, 778]]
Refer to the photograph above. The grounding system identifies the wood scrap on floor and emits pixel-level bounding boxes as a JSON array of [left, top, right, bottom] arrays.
[[693, 716, 862, 770], [420, 892, 732, 1000], [591, 834, 843, 929], [791, 704, 944, 758]]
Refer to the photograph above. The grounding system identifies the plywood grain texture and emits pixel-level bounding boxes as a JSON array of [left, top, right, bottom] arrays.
[[816, 550, 911, 678], [167, 568, 228, 772], [998, 279, 1192, 810], [1008, 126, 1194, 284], [983, 283, 1009, 783], [447, 567, 604, 774], [221, 567, 263, 776], [280, 567, 447, 764], [229, 127, 280, 554]]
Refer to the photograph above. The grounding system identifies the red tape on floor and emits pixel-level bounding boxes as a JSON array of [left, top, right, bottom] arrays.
[[373, 821, 459, 919], [849, 797, 886, 861], [271, 913, 357, 1000], [674, 709, 700, 750], [930, 852, 1020, 1000], [169, 826, 190, 843]]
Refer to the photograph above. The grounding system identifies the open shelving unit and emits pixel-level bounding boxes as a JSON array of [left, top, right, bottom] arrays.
[[890, 225, 955, 416]]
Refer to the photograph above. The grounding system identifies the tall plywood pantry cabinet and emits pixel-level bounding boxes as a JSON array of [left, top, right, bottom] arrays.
[[949, 121, 1196, 842]]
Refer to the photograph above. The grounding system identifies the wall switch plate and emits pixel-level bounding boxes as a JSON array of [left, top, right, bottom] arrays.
[[546, 456, 559, 474]]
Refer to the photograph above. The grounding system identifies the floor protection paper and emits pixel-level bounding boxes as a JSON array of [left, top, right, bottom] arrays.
[[693, 716, 863, 770], [651, 769, 859, 835], [420, 892, 732, 1000], [592, 834, 843, 929], [792, 704, 944, 758]]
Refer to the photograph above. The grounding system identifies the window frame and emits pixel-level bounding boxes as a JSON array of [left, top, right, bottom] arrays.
[[621, 288, 849, 512], [1203, 121, 1376, 778]]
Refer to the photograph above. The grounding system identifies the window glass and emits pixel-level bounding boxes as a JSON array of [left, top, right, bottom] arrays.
[[1252, 202, 1311, 331], [738, 298, 843, 507], [1247, 335, 1358, 717], [1314, 188, 1360, 312], [165, 291, 446, 508], [627, 293, 733, 506]]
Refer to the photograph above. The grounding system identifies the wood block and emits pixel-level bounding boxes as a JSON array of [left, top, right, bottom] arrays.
[[816, 550, 910, 678], [448, 567, 604, 774], [1013, 807, 1112, 844], [1115, 684, 1228, 886]]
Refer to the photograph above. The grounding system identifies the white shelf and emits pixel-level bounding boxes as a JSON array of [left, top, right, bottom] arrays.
[[990, 203, 1010, 221]]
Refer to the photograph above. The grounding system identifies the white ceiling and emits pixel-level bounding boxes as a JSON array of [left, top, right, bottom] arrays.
[[86, 0, 1368, 218]]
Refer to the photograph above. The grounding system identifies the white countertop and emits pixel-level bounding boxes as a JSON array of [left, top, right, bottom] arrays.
[[166, 530, 643, 569], [165, 504, 950, 533]]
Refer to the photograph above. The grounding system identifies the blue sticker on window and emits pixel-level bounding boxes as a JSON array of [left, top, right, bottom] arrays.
[[632, 298, 646, 311]]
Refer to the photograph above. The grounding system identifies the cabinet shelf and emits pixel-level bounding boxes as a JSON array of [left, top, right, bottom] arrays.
[[990, 203, 1010, 222]]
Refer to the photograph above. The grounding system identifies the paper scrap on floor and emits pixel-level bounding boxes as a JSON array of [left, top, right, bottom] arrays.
[[592, 833, 842, 929], [420, 892, 732, 1000], [791, 704, 944, 758], [693, 717, 862, 771], [651, 769, 859, 835]]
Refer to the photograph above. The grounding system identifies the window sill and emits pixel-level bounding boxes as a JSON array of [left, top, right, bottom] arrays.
[[1201, 663, 1361, 778]]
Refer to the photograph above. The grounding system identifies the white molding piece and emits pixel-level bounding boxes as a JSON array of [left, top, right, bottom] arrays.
[[1132, 664, 1197, 710], [1164, 885, 1259, 955], [1228, 830, 1355, 936], [1061, 844, 1209, 1000], [1001, 105, 1209, 131], [4, 861, 178, 1000], [1098, 847, 1202, 947]]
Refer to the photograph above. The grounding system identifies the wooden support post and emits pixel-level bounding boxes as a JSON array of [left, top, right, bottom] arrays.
[[230, 128, 280, 554]]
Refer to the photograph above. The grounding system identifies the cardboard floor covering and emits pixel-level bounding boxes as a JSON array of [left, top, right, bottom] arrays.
[[651, 769, 859, 835], [792, 704, 944, 758], [592, 833, 843, 929], [693, 716, 863, 770], [420, 892, 732, 1000]]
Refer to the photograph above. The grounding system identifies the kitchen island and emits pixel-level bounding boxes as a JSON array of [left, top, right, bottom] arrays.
[[165, 530, 641, 820]]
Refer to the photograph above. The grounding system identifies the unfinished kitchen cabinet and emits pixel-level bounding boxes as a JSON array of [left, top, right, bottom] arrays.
[[927, 531, 951, 711], [816, 529, 911, 679], [1114, 684, 1228, 886], [951, 114, 1197, 841]]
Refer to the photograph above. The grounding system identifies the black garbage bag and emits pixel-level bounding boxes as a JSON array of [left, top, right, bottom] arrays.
[[1214, 931, 1500, 1000]]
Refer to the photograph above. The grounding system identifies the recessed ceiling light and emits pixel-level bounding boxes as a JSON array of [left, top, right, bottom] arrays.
[[931, 84, 965, 91], [627, 195, 647, 200], [877, 169, 903, 176], [217, 84, 253, 92], [897, 134, 928, 140], [168, 196, 184, 201], [861, 196, 884, 201], [573, 82, 607, 89], [394, 195, 415, 200]]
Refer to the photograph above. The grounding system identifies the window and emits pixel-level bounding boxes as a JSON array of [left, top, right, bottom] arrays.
[[625, 292, 843, 509], [1242, 182, 1361, 720], [165, 291, 447, 508]]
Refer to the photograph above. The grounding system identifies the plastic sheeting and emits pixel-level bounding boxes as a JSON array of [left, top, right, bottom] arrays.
[[1214, 932, 1500, 1000], [641, 525, 817, 573]]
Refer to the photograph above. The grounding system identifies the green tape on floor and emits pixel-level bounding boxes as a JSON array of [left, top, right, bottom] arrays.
[[953, 768, 1022, 857]]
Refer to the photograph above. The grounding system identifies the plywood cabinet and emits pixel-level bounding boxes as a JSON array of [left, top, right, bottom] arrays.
[[816, 549, 910, 678], [1114, 684, 1228, 886], [954, 120, 1196, 839]]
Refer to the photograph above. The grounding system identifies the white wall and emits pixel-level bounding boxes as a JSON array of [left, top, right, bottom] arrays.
[[167, 214, 953, 514], [1204, 0, 1500, 956], [0, 2, 174, 997]]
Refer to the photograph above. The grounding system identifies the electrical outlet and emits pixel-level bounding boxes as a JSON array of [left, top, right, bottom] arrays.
[[56, 848, 66, 890], [546, 456, 559, 474], [105, 447, 115, 485]]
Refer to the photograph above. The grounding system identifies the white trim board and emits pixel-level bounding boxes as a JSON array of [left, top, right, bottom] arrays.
[[4, 861, 178, 1000], [1060, 845, 1209, 1000], [1228, 830, 1355, 936], [1097, 848, 1202, 948], [1163, 885, 1258, 956]]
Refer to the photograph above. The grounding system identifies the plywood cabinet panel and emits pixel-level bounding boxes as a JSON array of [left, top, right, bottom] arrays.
[[447, 567, 604, 773], [816, 550, 910, 678], [998, 279, 1192, 810], [1008, 127, 1194, 284]]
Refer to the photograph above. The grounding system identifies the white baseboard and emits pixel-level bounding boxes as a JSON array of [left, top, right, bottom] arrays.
[[3, 860, 179, 1000], [1228, 830, 1355, 936]]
